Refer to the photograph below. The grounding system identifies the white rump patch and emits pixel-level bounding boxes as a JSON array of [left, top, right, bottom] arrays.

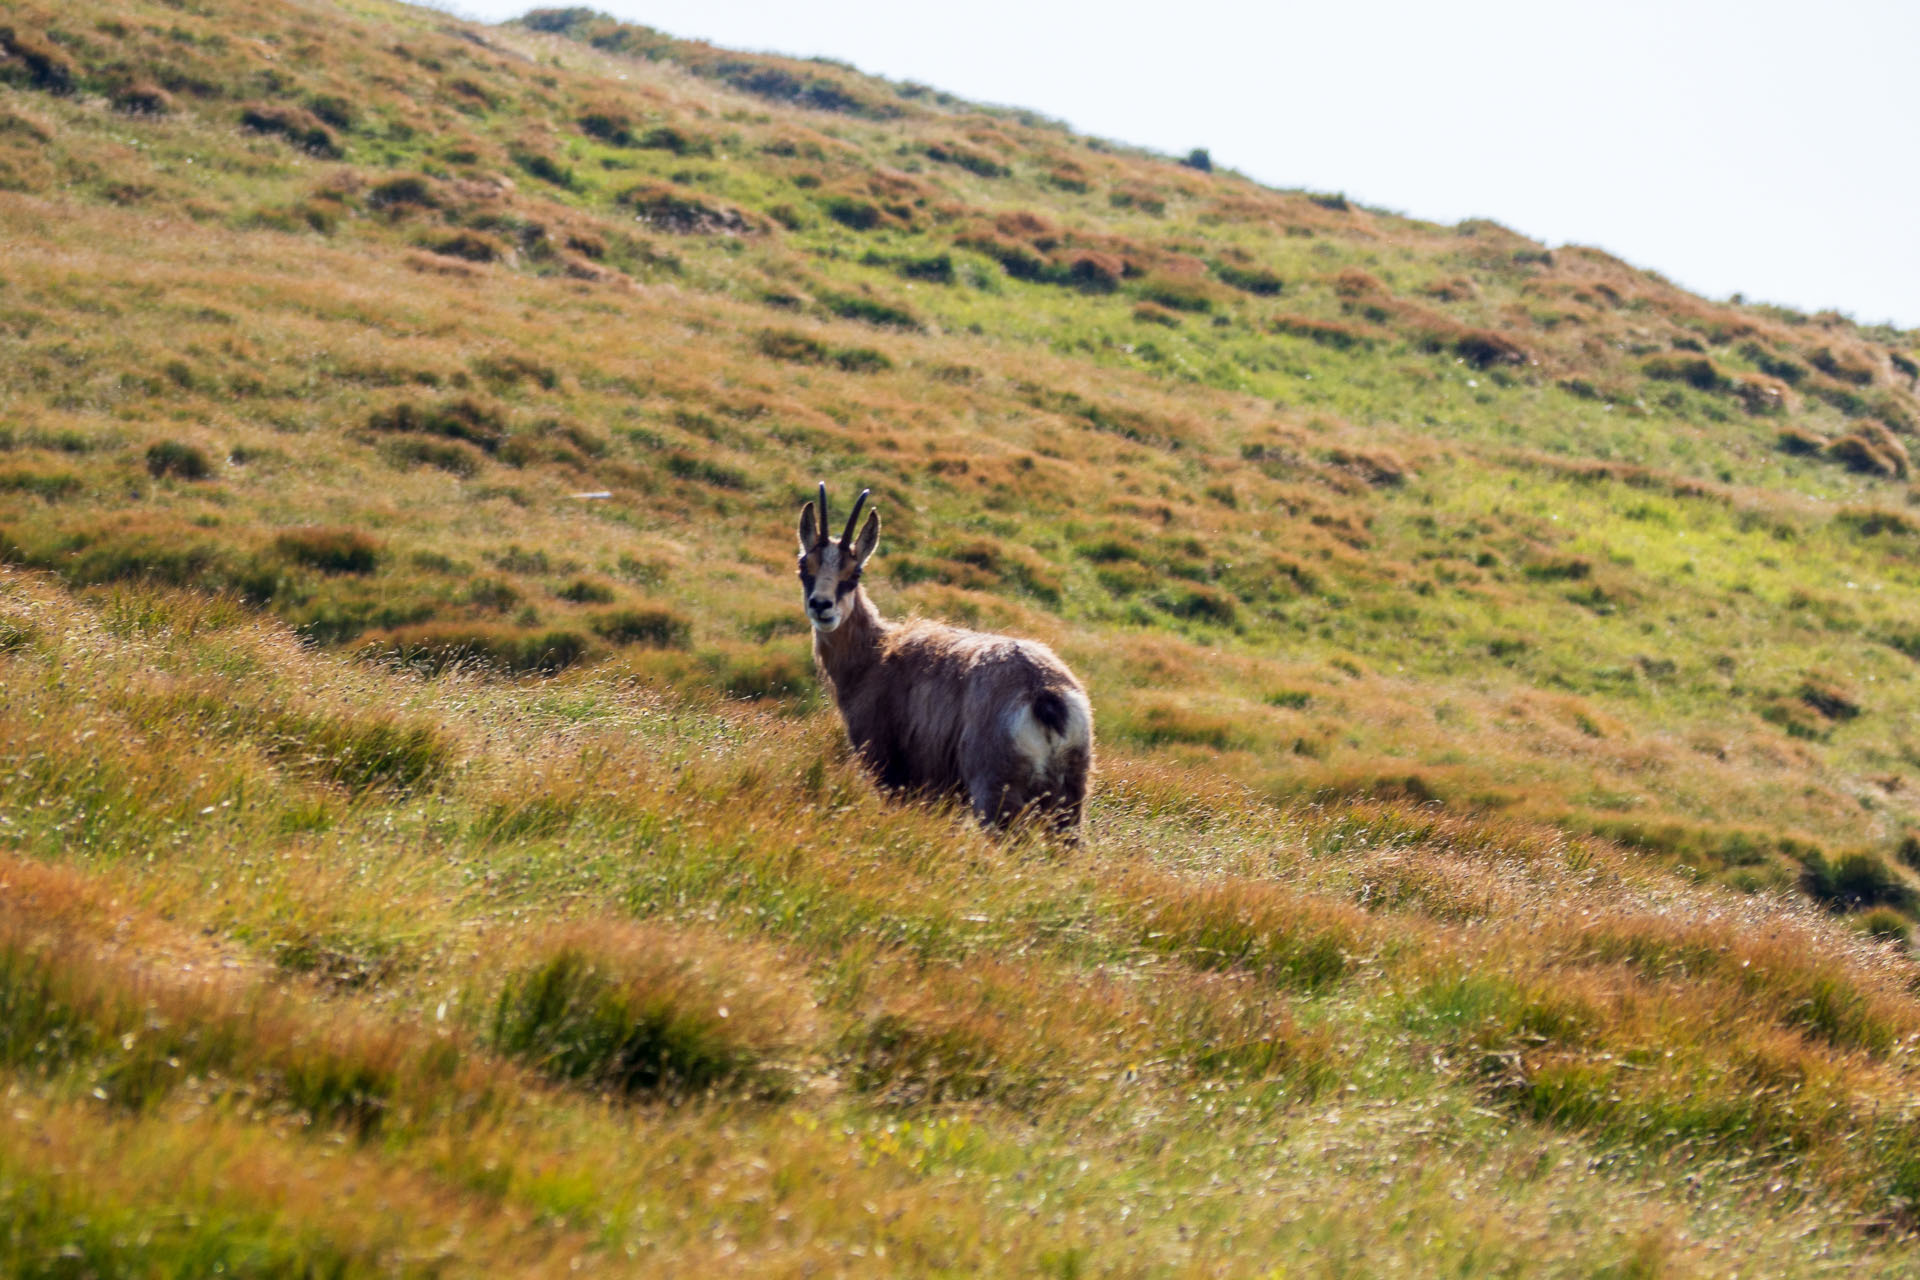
[[1006, 688, 1092, 777]]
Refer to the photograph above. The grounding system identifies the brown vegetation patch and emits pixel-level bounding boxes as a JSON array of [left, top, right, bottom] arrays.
[[617, 182, 762, 235]]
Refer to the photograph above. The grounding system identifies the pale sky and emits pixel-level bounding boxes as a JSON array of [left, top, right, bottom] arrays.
[[437, 0, 1919, 330]]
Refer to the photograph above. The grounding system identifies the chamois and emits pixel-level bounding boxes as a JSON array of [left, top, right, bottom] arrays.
[[797, 484, 1093, 838]]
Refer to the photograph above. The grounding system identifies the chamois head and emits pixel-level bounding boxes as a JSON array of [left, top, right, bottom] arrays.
[[797, 482, 879, 633]]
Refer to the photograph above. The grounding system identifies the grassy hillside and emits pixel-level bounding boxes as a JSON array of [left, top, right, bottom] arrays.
[[5, 0, 1920, 1272]]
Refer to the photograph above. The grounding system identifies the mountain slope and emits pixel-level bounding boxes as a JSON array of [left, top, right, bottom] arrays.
[[5, 0, 1920, 1272]]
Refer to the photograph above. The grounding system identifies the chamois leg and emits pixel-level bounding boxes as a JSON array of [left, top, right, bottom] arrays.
[[966, 768, 1035, 831], [1042, 767, 1087, 844]]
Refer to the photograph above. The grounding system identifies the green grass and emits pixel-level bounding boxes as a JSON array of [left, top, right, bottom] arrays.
[[1, 0, 1919, 1269]]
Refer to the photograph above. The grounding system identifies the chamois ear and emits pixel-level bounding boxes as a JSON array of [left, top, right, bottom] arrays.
[[853, 508, 880, 567], [798, 500, 819, 551]]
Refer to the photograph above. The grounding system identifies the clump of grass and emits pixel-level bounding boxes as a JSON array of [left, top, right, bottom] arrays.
[[363, 623, 589, 675], [511, 149, 575, 190], [1214, 262, 1283, 295], [755, 327, 892, 372], [1799, 675, 1862, 721], [0, 465, 80, 500], [366, 398, 507, 453], [1134, 272, 1218, 314], [269, 710, 454, 793], [0, 26, 77, 94], [1857, 907, 1911, 947], [839, 1010, 1013, 1106], [817, 290, 918, 330], [489, 924, 810, 1099], [274, 528, 379, 575], [1827, 428, 1909, 478], [366, 174, 438, 210], [1123, 875, 1359, 991], [381, 437, 483, 476], [0, 876, 489, 1135], [427, 231, 504, 263], [111, 81, 174, 116], [238, 104, 342, 158], [592, 606, 691, 648], [144, 441, 212, 480], [554, 576, 614, 604], [618, 183, 757, 235], [1800, 850, 1914, 912]]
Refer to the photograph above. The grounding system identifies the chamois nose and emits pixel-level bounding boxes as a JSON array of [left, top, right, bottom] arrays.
[[809, 598, 833, 617]]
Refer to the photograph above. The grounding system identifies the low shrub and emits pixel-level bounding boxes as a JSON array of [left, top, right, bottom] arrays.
[[381, 438, 483, 477], [1134, 271, 1217, 313], [427, 231, 503, 263], [577, 102, 635, 145], [555, 576, 615, 604], [270, 710, 453, 793], [238, 104, 341, 158], [144, 441, 212, 480], [1799, 676, 1861, 721], [1065, 251, 1123, 293], [754, 328, 891, 372], [363, 624, 589, 675], [366, 174, 438, 210], [592, 607, 691, 648], [821, 194, 882, 230], [817, 290, 918, 329], [274, 528, 379, 575], [635, 124, 711, 156], [111, 81, 174, 115], [1776, 427, 1828, 456], [924, 141, 1006, 178], [1858, 907, 1912, 947], [1810, 345, 1876, 386], [1801, 851, 1914, 912], [0, 26, 77, 94], [1214, 263, 1283, 295], [1270, 314, 1375, 350], [618, 183, 757, 235], [490, 927, 805, 1099], [1643, 355, 1729, 392], [511, 150, 574, 189], [366, 398, 507, 453], [0, 466, 80, 499]]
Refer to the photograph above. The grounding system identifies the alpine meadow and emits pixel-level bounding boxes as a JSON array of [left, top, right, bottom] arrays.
[[7, 0, 1920, 1273]]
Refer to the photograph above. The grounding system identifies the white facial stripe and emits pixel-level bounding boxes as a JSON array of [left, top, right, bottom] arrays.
[[811, 545, 842, 605]]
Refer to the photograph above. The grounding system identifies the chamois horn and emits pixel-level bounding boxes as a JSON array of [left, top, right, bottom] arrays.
[[840, 488, 871, 548], [815, 482, 830, 546]]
